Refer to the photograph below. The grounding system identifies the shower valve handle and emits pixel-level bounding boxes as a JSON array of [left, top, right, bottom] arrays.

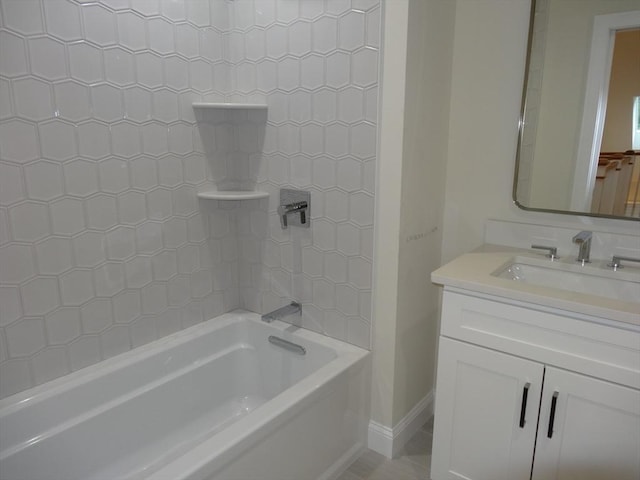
[[278, 201, 308, 229]]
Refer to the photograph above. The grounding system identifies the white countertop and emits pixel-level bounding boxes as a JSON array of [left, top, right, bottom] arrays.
[[431, 245, 640, 327]]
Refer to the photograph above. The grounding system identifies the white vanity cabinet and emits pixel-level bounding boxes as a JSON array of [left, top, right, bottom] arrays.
[[431, 289, 640, 480]]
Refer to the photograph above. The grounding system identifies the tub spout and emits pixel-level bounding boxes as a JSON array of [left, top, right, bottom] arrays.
[[261, 301, 302, 323]]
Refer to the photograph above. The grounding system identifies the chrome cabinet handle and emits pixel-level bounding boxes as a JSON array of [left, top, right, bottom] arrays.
[[547, 391, 559, 438], [608, 255, 640, 270], [519, 382, 531, 428]]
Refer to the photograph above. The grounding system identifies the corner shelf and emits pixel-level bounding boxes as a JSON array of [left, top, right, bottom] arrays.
[[197, 190, 269, 201], [192, 102, 268, 110]]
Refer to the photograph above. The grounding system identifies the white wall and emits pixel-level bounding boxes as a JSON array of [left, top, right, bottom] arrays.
[[371, 0, 454, 433], [442, 0, 640, 265]]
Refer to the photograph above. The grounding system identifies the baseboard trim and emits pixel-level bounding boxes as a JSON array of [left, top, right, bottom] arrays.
[[367, 390, 434, 458]]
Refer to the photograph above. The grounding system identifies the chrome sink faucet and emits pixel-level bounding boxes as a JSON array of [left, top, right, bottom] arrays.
[[572, 231, 592, 265], [261, 301, 302, 323]]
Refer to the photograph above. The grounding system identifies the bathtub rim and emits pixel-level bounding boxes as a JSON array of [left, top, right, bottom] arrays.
[[0, 311, 368, 416]]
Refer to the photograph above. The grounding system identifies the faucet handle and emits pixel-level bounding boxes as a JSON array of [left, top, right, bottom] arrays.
[[278, 201, 308, 229], [531, 245, 558, 260], [607, 255, 640, 271]]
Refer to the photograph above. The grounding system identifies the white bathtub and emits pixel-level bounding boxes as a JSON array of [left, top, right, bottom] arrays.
[[0, 311, 370, 480]]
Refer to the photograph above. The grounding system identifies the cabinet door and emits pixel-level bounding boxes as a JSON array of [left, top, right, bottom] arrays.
[[532, 367, 640, 480], [431, 338, 544, 480]]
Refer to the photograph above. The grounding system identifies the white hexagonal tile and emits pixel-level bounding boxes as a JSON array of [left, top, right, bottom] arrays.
[[312, 219, 336, 251], [102, 0, 131, 10], [364, 86, 378, 122], [110, 122, 141, 158], [190, 59, 214, 92], [236, 63, 257, 94], [80, 298, 113, 333], [68, 42, 104, 84], [312, 17, 337, 53], [151, 91, 178, 124], [337, 158, 363, 192], [290, 155, 312, 187], [93, 262, 125, 297], [167, 275, 189, 305], [338, 87, 365, 123], [54, 81, 91, 122], [101, 326, 131, 359], [338, 11, 366, 51], [0, 31, 28, 78], [186, 0, 210, 26], [9, 202, 50, 242], [72, 231, 107, 267], [104, 47, 136, 86], [124, 256, 152, 289], [175, 23, 199, 58], [244, 29, 265, 62], [350, 122, 376, 158], [141, 122, 169, 157], [136, 52, 164, 89], [105, 226, 136, 260], [43, 0, 82, 41], [158, 156, 184, 187], [123, 87, 151, 122], [0, 78, 12, 120], [164, 56, 189, 91], [265, 24, 287, 59], [0, 163, 25, 206], [45, 307, 81, 345], [324, 189, 350, 221], [59, 269, 94, 306], [49, 198, 84, 236], [0, 285, 22, 326], [168, 124, 193, 156], [99, 159, 130, 194], [300, 54, 324, 91], [0, 209, 9, 246], [67, 336, 101, 372], [336, 223, 360, 256], [348, 256, 372, 288], [152, 250, 177, 281], [76, 122, 111, 160], [130, 156, 158, 191], [312, 89, 337, 123], [326, 51, 350, 89], [85, 194, 118, 230], [160, 0, 186, 20], [28, 37, 67, 80], [288, 21, 312, 57], [141, 283, 168, 314], [163, 217, 187, 248], [91, 84, 124, 123], [300, 0, 325, 19], [21, 277, 60, 316], [63, 160, 99, 198], [300, 124, 324, 156], [117, 11, 148, 52], [135, 222, 163, 255], [349, 192, 374, 226], [287, 91, 311, 124], [117, 191, 147, 226], [13, 78, 53, 122], [324, 252, 348, 283], [39, 120, 77, 161], [0, 120, 39, 163], [256, 59, 278, 93], [173, 185, 198, 217], [360, 226, 374, 259], [325, 124, 349, 158], [5, 318, 46, 357], [148, 17, 175, 54], [352, 48, 378, 87], [0, 244, 36, 284], [112, 290, 141, 324], [301, 246, 323, 277], [2, 0, 45, 35], [312, 158, 337, 189], [312, 278, 335, 309], [82, 4, 117, 46], [147, 188, 173, 220], [277, 57, 300, 92], [336, 284, 359, 316], [24, 161, 63, 201]]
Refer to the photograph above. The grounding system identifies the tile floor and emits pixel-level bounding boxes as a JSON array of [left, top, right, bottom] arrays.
[[337, 418, 434, 480]]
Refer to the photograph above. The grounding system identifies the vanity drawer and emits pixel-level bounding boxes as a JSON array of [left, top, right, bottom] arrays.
[[441, 290, 640, 389]]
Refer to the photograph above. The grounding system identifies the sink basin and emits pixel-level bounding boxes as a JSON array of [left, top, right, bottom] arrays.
[[493, 256, 640, 303]]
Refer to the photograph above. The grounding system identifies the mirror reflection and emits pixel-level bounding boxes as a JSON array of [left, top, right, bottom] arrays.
[[515, 0, 640, 219]]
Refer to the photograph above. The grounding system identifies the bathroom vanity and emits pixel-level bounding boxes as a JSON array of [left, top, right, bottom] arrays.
[[430, 246, 640, 480]]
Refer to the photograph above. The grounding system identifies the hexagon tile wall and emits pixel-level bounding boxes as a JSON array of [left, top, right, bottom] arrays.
[[0, 0, 380, 399]]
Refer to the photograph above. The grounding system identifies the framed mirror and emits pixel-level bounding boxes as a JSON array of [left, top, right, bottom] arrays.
[[514, 0, 640, 220]]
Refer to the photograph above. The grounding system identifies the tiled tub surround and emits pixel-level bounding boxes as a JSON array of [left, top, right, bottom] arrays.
[[0, 312, 371, 480], [0, 0, 380, 398]]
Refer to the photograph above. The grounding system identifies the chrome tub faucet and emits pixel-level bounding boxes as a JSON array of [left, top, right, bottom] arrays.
[[261, 301, 302, 323], [572, 231, 592, 265]]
